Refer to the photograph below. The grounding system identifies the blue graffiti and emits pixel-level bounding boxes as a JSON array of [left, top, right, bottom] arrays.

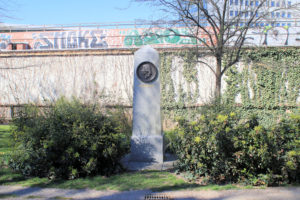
[[33, 30, 108, 50], [0, 34, 12, 49]]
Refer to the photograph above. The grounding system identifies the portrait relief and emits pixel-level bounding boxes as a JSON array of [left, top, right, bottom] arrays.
[[137, 62, 158, 83]]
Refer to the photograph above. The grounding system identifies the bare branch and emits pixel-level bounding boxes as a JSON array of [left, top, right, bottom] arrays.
[[134, 0, 300, 98]]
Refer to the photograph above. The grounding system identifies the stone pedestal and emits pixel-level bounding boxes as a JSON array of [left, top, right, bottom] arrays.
[[130, 45, 163, 163]]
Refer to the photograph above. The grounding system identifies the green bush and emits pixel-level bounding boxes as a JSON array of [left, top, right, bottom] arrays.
[[171, 107, 300, 185], [9, 98, 130, 179]]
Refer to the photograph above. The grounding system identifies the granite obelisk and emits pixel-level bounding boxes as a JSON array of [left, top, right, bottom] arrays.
[[130, 45, 163, 163]]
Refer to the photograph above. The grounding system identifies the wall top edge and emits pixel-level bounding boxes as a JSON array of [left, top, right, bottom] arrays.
[[1, 46, 299, 58]]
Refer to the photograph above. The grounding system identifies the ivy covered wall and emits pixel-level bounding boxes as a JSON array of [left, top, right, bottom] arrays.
[[223, 48, 300, 108], [0, 47, 299, 126], [160, 47, 300, 127]]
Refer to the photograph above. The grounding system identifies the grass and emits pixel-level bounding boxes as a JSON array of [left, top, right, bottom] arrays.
[[0, 193, 18, 199], [0, 125, 12, 154], [25, 196, 44, 199], [0, 125, 12, 166], [0, 167, 196, 191], [0, 164, 265, 192], [0, 125, 274, 192], [0, 125, 197, 191]]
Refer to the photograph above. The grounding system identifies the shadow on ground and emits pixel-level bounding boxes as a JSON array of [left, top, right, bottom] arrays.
[[0, 168, 26, 185]]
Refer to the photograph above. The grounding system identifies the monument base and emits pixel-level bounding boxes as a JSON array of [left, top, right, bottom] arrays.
[[120, 153, 177, 171], [130, 135, 164, 163]]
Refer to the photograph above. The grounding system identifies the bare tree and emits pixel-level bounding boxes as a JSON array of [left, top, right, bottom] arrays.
[[134, 0, 300, 98]]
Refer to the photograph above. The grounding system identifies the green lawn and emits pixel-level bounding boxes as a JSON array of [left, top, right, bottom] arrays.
[[0, 167, 248, 191], [0, 125, 261, 192], [0, 125, 12, 166], [0, 125, 12, 154]]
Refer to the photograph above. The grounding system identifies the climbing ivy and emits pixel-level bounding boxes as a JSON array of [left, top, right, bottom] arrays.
[[160, 51, 201, 121], [160, 52, 175, 110], [160, 48, 300, 128], [181, 50, 199, 105], [224, 48, 300, 109], [224, 48, 300, 126], [223, 66, 240, 105]]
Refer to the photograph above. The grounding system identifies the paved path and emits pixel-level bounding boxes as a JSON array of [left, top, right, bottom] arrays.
[[0, 185, 300, 200]]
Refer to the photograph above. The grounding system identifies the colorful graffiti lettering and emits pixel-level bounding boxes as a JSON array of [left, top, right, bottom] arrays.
[[0, 34, 11, 49], [123, 28, 199, 47], [262, 25, 290, 46], [0, 26, 300, 50], [246, 26, 300, 47], [32, 30, 108, 49]]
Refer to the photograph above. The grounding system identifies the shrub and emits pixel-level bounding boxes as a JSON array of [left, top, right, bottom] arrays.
[[9, 98, 130, 179], [171, 107, 300, 185]]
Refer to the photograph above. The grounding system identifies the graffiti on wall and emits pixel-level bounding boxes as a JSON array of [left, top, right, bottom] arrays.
[[32, 30, 108, 49], [245, 26, 300, 46], [0, 26, 300, 50], [0, 34, 11, 49], [122, 28, 199, 47]]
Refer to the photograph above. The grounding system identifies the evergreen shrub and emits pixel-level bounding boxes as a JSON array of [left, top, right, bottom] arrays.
[[171, 106, 299, 185], [9, 98, 130, 179]]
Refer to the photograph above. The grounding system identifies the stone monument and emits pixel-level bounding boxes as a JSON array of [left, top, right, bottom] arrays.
[[130, 45, 163, 163]]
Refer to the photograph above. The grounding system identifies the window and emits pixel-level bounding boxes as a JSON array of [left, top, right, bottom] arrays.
[[271, 1, 275, 6], [240, 22, 244, 26], [235, 0, 239, 5], [287, 23, 291, 27], [245, 0, 249, 5], [240, 0, 244, 5], [251, 11, 254, 16], [276, 1, 280, 7], [245, 11, 249, 17], [255, 23, 259, 27], [255, 1, 259, 6], [266, 1, 269, 6], [282, 23, 286, 26], [260, 23, 264, 27], [271, 12, 275, 18], [276, 23, 280, 27], [230, 0, 233, 5], [230, 10, 234, 16], [287, 12, 291, 18], [288, 1, 291, 7], [235, 11, 238, 16], [271, 23, 275, 26], [250, 1, 254, 6], [276, 12, 280, 18], [282, 12, 285, 18], [256, 12, 259, 17]]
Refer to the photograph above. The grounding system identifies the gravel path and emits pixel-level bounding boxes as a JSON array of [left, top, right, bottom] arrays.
[[1, 185, 300, 200]]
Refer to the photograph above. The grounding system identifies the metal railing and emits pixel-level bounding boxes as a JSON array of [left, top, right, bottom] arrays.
[[0, 21, 167, 33], [1, 18, 299, 33]]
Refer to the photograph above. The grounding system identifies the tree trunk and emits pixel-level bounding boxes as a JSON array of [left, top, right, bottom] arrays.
[[215, 57, 222, 100]]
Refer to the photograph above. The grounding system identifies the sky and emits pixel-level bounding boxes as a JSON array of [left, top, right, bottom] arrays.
[[2, 0, 162, 25]]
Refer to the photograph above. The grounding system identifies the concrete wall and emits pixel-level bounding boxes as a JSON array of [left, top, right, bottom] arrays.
[[0, 49, 219, 120], [0, 54, 134, 105], [1, 48, 298, 121]]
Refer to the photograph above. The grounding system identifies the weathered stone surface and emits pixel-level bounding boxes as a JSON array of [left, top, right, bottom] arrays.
[[130, 46, 163, 163]]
